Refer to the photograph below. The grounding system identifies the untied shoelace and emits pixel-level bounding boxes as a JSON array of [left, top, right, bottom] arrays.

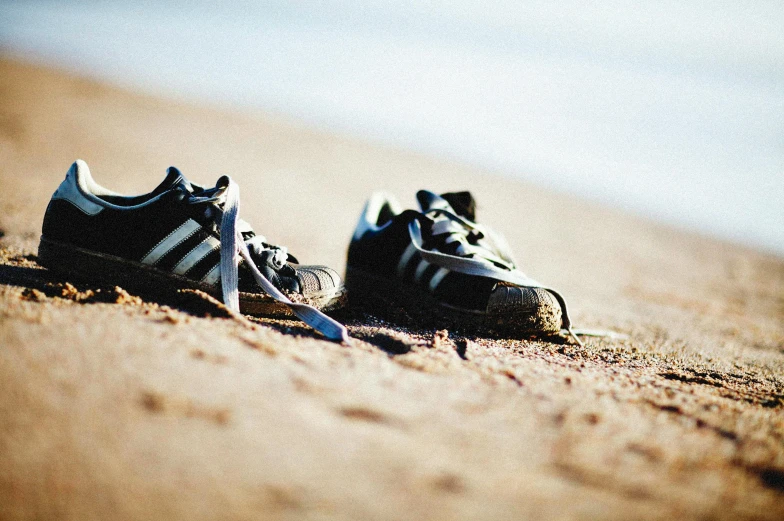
[[194, 176, 349, 343]]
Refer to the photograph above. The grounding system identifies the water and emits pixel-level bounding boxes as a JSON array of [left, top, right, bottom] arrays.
[[2, 1, 782, 254]]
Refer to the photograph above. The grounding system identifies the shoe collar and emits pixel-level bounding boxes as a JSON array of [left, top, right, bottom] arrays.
[[66, 160, 194, 211], [352, 191, 403, 240]]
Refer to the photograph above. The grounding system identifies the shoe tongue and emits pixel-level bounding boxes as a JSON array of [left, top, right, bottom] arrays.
[[416, 190, 477, 221], [416, 190, 454, 213], [151, 167, 193, 196], [440, 191, 477, 221]]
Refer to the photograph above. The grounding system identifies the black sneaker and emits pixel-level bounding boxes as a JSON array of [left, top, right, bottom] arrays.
[[346, 189, 579, 340], [38, 160, 348, 341]]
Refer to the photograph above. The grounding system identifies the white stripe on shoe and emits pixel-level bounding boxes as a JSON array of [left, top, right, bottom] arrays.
[[414, 259, 430, 282], [428, 267, 449, 292], [141, 219, 201, 265], [201, 263, 221, 286], [396, 243, 418, 276], [172, 236, 220, 275]]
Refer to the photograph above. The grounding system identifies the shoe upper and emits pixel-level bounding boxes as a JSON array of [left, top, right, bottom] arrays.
[[347, 189, 563, 321], [42, 160, 342, 298]]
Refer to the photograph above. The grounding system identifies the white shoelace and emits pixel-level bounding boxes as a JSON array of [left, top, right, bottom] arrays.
[[410, 209, 586, 346], [214, 177, 349, 342], [428, 216, 515, 270]]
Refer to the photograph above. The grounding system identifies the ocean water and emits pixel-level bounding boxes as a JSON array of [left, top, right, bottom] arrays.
[[2, 1, 782, 254]]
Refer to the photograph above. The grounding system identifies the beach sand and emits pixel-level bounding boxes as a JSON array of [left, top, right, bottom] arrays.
[[1, 57, 782, 520]]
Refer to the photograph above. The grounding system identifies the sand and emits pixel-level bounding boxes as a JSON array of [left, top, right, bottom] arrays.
[[1, 57, 782, 521]]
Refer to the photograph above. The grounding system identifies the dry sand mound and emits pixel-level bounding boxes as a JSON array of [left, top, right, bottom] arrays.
[[1, 58, 783, 520]]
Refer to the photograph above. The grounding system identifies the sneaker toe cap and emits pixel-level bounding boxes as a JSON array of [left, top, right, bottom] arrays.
[[295, 265, 344, 296], [486, 284, 562, 333]]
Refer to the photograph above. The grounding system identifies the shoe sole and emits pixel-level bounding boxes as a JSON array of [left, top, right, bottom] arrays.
[[38, 236, 347, 316], [345, 266, 561, 337]]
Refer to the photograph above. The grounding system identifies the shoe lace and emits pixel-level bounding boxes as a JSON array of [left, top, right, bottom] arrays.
[[411, 207, 584, 346], [425, 208, 517, 270], [185, 176, 349, 342]]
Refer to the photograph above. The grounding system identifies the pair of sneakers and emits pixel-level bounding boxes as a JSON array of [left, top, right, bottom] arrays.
[[38, 161, 578, 343]]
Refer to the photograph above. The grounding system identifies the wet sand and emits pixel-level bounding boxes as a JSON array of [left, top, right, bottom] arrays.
[[1, 57, 783, 520]]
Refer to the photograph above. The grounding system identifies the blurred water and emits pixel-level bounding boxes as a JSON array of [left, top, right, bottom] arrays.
[[1, 1, 782, 254]]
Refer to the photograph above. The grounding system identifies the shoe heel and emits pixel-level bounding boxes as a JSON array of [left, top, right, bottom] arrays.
[[37, 236, 177, 293], [344, 266, 441, 326], [37, 236, 90, 279]]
